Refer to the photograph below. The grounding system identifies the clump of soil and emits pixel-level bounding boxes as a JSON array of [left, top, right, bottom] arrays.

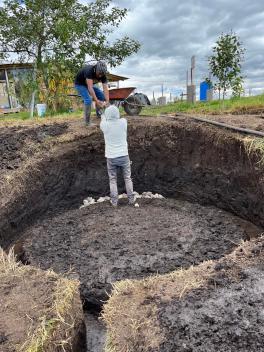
[[102, 237, 264, 352], [0, 249, 85, 352], [21, 198, 261, 307]]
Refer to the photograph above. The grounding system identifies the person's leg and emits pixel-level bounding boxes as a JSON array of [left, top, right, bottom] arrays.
[[93, 86, 105, 118], [75, 85, 92, 124], [120, 156, 134, 204], [107, 158, 119, 206]]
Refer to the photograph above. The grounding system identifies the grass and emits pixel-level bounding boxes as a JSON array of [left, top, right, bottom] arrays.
[[0, 109, 83, 124], [102, 236, 264, 352], [0, 248, 82, 352], [1, 94, 264, 123], [244, 137, 264, 166], [102, 261, 215, 352], [141, 94, 264, 116], [23, 277, 79, 352]]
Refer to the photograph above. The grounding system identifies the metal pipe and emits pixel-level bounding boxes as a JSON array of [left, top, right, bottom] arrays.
[[161, 113, 264, 138]]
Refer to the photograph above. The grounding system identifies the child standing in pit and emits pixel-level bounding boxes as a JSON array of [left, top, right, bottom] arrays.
[[100, 105, 135, 207]]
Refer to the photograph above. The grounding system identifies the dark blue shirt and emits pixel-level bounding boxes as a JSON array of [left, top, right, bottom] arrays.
[[74, 65, 108, 86]]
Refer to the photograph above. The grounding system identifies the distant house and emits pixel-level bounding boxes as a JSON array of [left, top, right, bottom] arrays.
[[0, 62, 34, 112]]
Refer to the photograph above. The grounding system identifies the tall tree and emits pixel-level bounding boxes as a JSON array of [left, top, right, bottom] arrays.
[[208, 32, 245, 100], [0, 0, 140, 69]]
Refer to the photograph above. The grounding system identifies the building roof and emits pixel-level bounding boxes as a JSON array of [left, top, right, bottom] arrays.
[[0, 63, 129, 81], [0, 62, 34, 70], [107, 73, 129, 82]]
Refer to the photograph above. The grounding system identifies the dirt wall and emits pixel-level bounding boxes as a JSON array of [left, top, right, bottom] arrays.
[[0, 118, 263, 248]]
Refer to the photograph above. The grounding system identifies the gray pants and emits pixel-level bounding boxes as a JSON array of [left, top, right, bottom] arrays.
[[107, 155, 134, 205]]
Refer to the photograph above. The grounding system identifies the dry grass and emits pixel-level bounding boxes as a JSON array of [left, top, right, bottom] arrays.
[[102, 261, 215, 352], [244, 137, 264, 166], [102, 237, 264, 352], [22, 276, 80, 352], [0, 248, 82, 352], [0, 247, 20, 274]]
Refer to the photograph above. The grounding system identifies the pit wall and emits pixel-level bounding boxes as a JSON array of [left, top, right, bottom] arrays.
[[0, 119, 263, 248]]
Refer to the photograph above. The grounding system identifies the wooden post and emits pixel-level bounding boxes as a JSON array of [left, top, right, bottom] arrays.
[[5, 69, 13, 109]]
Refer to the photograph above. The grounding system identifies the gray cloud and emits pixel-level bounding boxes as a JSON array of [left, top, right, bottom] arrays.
[[111, 0, 264, 97], [1, 0, 263, 98]]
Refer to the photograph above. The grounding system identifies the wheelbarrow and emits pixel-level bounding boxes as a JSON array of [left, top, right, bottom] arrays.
[[109, 87, 150, 116]]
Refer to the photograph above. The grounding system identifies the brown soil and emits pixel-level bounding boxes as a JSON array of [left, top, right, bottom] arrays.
[[103, 237, 264, 352], [0, 115, 264, 351], [20, 198, 261, 307], [193, 113, 264, 132], [1, 116, 264, 250], [0, 123, 67, 178], [0, 253, 85, 352]]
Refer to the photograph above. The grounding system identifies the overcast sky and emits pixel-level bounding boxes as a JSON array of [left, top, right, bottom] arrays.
[[1, 0, 264, 99], [110, 0, 264, 99]]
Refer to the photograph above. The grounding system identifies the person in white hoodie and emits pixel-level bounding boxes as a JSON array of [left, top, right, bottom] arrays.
[[100, 105, 135, 207]]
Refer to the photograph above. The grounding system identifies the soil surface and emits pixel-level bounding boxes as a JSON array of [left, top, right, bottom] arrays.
[[103, 237, 264, 352], [1, 116, 264, 250], [21, 198, 261, 306], [194, 113, 264, 132], [0, 116, 264, 351], [0, 263, 85, 352], [0, 123, 67, 176]]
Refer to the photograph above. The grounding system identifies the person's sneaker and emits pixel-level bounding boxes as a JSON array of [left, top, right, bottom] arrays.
[[110, 199, 118, 207], [85, 121, 96, 127], [128, 196, 136, 205]]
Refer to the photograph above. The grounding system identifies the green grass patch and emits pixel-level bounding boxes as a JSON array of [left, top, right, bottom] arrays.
[[0, 109, 83, 124], [141, 94, 264, 116]]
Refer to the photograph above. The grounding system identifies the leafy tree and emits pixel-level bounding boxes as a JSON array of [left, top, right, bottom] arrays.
[[231, 76, 244, 98], [0, 0, 140, 113], [0, 0, 140, 69], [208, 32, 245, 100]]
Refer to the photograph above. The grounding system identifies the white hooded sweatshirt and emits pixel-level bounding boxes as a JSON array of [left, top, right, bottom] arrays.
[[100, 105, 128, 158]]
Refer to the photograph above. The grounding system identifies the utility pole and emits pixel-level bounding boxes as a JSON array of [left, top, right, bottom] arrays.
[[187, 55, 196, 104]]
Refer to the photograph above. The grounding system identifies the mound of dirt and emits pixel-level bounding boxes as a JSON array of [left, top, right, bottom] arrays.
[[0, 123, 67, 175], [0, 250, 85, 352], [102, 237, 264, 352], [21, 198, 261, 307]]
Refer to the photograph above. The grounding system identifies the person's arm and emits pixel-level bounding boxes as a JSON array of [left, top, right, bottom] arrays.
[[102, 83, 109, 105], [100, 112, 107, 132], [86, 79, 104, 107]]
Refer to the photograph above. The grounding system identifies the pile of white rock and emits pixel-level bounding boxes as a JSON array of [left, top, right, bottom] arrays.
[[80, 192, 164, 209]]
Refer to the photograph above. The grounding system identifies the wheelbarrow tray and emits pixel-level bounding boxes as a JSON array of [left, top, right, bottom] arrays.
[[109, 87, 136, 100]]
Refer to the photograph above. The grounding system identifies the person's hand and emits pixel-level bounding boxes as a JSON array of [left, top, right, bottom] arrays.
[[96, 100, 105, 108]]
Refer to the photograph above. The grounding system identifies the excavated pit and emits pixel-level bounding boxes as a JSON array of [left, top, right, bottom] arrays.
[[20, 198, 261, 307], [0, 117, 264, 351]]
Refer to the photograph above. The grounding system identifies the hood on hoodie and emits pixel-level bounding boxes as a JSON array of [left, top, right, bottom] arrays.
[[104, 105, 120, 120]]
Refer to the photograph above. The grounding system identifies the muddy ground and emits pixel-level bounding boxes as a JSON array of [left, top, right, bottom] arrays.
[[189, 113, 264, 132], [21, 198, 261, 307], [1, 115, 264, 250], [103, 237, 264, 352], [0, 254, 85, 352], [0, 122, 67, 177], [0, 115, 264, 351]]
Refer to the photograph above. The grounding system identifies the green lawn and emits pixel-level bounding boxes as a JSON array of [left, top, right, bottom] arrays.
[[141, 94, 264, 116], [0, 109, 83, 123], [1, 94, 264, 122]]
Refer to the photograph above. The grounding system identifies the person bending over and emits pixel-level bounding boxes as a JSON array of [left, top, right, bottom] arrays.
[[74, 61, 109, 125]]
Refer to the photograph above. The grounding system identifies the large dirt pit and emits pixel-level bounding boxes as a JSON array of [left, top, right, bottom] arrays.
[[1, 116, 264, 351], [21, 197, 260, 307]]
